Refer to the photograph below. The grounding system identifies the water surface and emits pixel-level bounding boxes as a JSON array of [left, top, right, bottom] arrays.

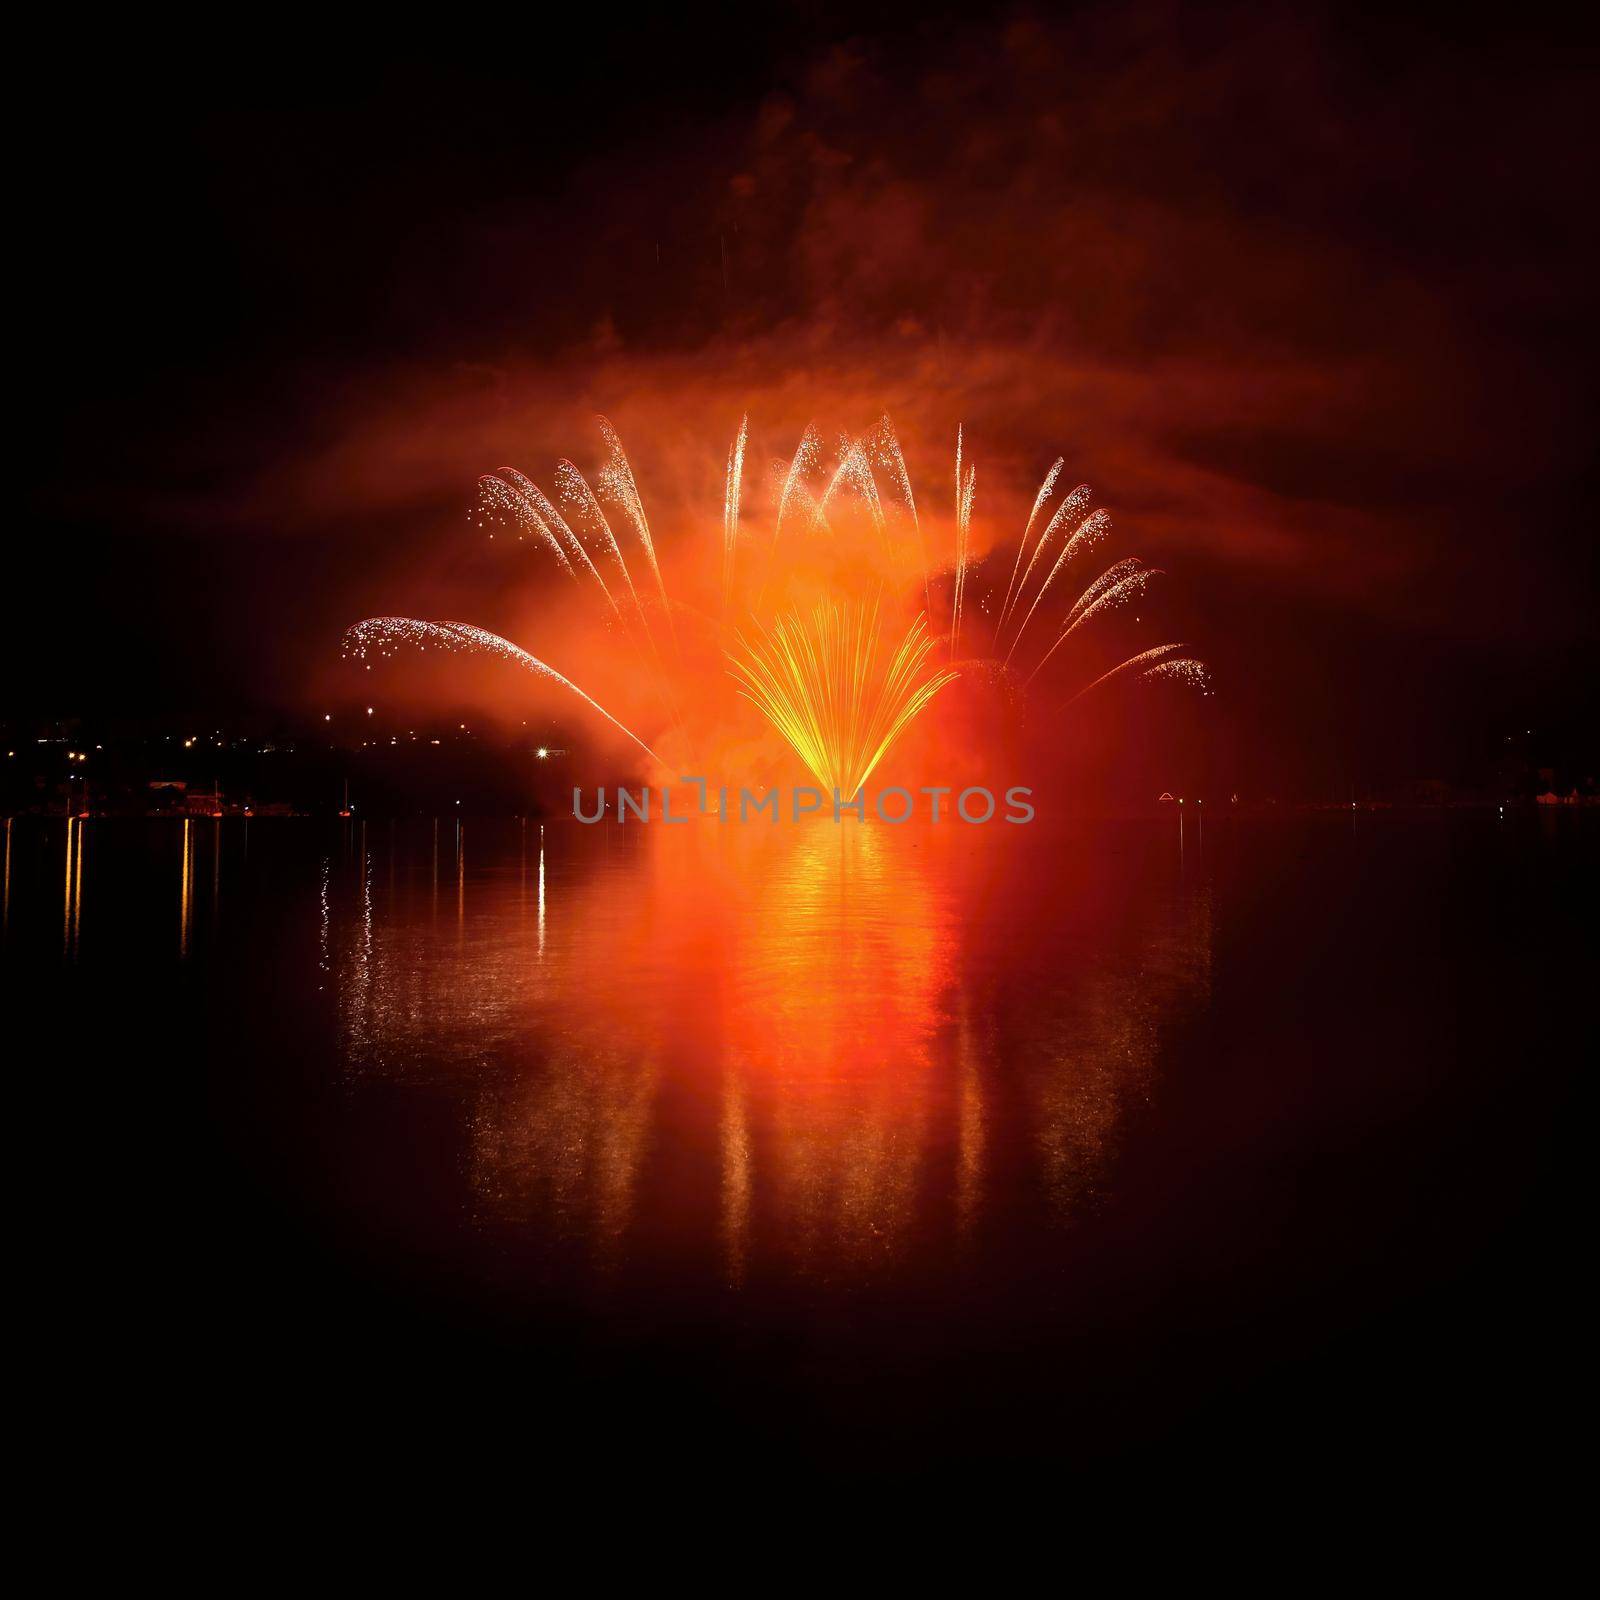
[[8, 809, 1589, 1482]]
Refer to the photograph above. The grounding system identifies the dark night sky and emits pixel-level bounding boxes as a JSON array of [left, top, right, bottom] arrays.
[[14, 2, 1598, 787]]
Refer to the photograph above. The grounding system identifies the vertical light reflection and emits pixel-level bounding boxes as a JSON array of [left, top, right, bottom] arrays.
[[178, 819, 193, 959], [74, 817, 85, 952], [344, 828, 374, 1053], [361, 829, 373, 968], [720, 1068, 752, 1284], [954, 993, 984, 1244], [720, 821, 949, 1269], [317, 855, 330, 990], [537, 828, 546, 959], [2, 816, 11, 942], [63, 818, 78, 957]]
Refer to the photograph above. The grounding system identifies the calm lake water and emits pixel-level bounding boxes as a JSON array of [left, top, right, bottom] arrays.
[[8, 809, 1591, 1485]]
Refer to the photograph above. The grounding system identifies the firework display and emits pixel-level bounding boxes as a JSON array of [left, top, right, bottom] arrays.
[[346, 416, 1209, 787]]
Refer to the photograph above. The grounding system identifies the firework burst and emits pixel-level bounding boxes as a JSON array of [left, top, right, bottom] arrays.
[[349, 414, 1209, 785], [728, 598, 957, 796]]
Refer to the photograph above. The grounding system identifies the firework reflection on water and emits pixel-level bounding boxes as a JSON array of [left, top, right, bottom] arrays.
[[318, 815, 1213, 1283]]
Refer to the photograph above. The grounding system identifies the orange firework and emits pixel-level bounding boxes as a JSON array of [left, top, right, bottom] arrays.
[[344, 414, 1208, 783]]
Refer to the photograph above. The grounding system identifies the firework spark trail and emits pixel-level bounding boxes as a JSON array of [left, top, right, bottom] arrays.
[[997, 458, 1064, 641], [555, 458, 641, 607], [821, 434, 887, 530], [480, 469, 625, 618], [485, 469, 668, 712], [722, 413, 748, 615], [1066, 642, 1189, 705], [760, 423, 827, 609], [499, 470, 620, 613], [871, 416, 917, 520], [482, 472, 566, 559], [343, 618, 664, 763], [596, 417, 674, 636], [870, 415, 929, 615], [591, 420, 697, 751], [553, 455, 680, 684], [1026, 560, 1161, 685], [947, 467, 972, 652], [951, 425, 963, 653], [959, 458, 975, 633], [774, 476, 831, 545], [1060, 557, 1155, 632], [1003, 482, 1092, 645], [728, 599, 957, 796], [477, 475, 577, 578], [1004, 507, 1113, 666], [950, 427, 976, 659], [1139, 658, 1212, 692], [774, 424, 826, 548]]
